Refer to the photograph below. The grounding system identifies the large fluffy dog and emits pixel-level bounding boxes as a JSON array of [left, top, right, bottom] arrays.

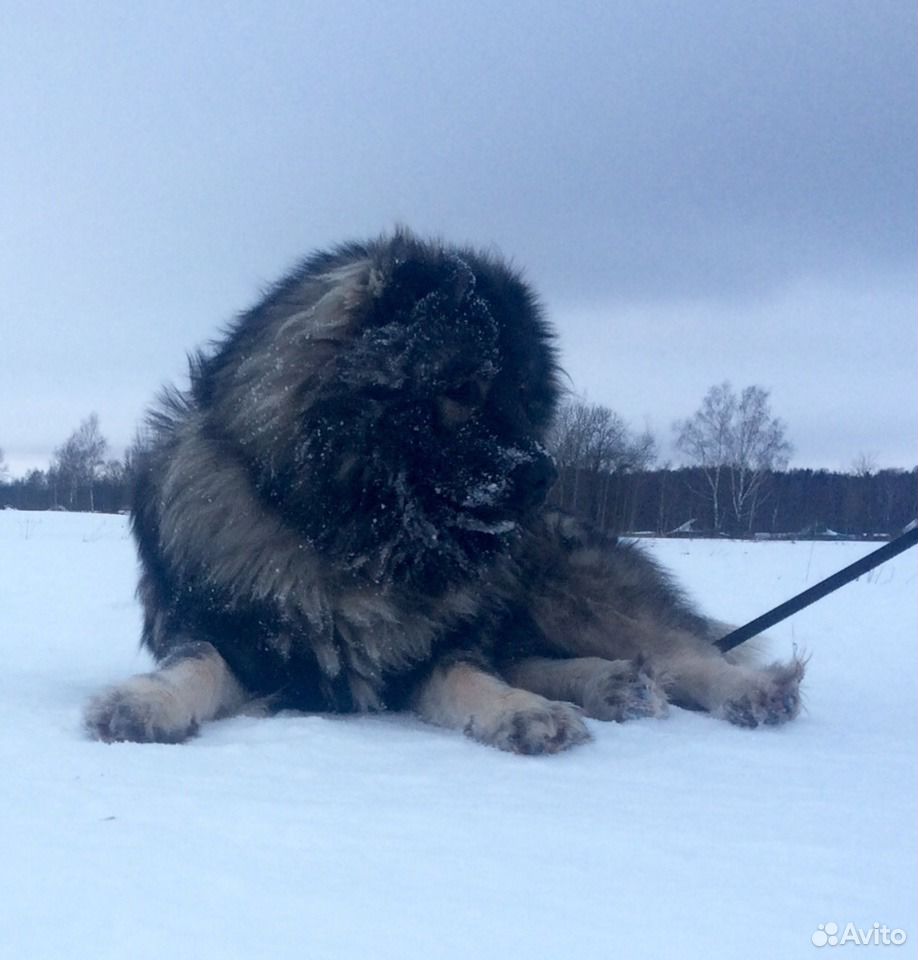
[[85, 230, 804, 753]]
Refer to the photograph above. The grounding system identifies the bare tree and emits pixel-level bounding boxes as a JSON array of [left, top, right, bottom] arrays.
[[674, 382, 792, 532], [852, 451, 878, 477], [51, 438, 81, 508], [548, 399, 656, 522], [672, 382, 734, 530], [549, 400, 656, 473], [52, 413, 109, 511]]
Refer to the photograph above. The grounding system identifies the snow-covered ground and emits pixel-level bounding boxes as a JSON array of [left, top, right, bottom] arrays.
[[1, 510, 915, 959]]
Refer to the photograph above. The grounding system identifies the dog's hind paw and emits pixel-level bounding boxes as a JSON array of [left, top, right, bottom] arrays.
[[719, 657, 806, 729], [582, 659, 669, 722]]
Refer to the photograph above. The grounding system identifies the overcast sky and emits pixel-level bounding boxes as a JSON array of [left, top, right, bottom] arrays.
[[1, 0, 915, 476]]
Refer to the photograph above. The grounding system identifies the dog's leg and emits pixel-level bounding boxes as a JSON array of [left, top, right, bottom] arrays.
[[411, 659, 590, 755], [661, 639, 806, 727], [84, 641, 249, 743], [502, 656, 669, 721], [552, 623, 805, 728]]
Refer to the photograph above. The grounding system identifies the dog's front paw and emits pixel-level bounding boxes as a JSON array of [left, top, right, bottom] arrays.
[[719, 658, 806, 728], [582, 659, 669, 722], [468, 694, 591, 755], [84, 679, 197, 744]]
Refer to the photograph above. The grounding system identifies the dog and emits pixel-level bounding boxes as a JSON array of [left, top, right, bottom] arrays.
[[84, 229, 805, 754]]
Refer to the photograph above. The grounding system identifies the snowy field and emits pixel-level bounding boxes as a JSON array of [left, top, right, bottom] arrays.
[[1, 509, 915, 960]]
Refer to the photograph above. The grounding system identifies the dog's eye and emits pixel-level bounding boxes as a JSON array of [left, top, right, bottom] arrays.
[[443, 380, 481, 407], [437, 377, 492, 429]]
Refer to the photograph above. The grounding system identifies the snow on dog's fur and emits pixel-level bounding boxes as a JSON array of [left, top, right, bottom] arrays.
[[84, 229, 804, 753]]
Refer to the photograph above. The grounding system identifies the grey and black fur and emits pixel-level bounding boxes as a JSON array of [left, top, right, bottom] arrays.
[[85, 229, 805, 753]]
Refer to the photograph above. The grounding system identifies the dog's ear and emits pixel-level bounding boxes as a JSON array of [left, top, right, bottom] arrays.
[[365, 234, 476, 327]]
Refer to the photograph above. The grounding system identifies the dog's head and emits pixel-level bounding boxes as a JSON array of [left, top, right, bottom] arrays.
[[199, 230, 561, 584]]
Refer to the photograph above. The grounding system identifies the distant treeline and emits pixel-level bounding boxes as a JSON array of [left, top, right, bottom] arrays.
[[1, 461, 915, 538], [549, 465, 917, 538], [1, 467, 129, 516]]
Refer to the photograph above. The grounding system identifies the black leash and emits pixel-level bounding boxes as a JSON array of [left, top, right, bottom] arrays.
[[716, 521, 918, 653]]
